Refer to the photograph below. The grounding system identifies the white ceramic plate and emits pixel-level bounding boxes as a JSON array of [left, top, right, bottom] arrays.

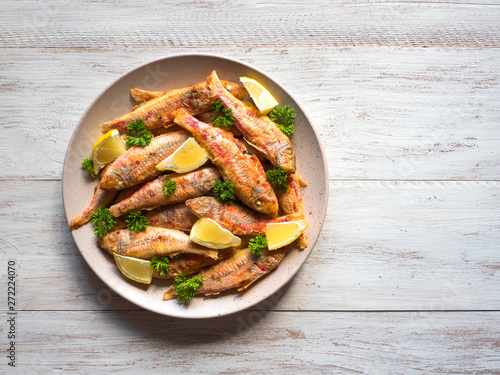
[[62, 54, 328, 318]]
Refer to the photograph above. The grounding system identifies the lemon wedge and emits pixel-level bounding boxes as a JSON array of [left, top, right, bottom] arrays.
[[113, 253, 153, 284], [240, 77, 279, 115], [92, 129, 127, 174], [266, 220, 308, 250], [190, 218, 241, 249], [156, 137, 208, 173]]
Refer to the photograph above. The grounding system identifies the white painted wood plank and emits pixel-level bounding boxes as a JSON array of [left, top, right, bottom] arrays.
[[1, 180, 498, 311], [1, 47, 499, 180], [1, 1, 499, 48], [6, 310, 500, 374]]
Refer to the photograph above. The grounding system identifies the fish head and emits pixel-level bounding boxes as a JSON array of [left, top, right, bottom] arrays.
[[274, 141, 296, 173], [251, 185, 279, 217], [185, 196, 218, 217]]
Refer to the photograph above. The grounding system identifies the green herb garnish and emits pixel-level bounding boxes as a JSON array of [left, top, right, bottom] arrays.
[[269, 105, 296, 135], [162, 178, 177, 196], [213, 179, 234, 203], [212, 99, 224, 112], [211, 100, 235, 128], [173, 273, 203, 302], [125, 210, 148, 232], [82, 158, 96, 178], [91, 206, 116, 237], [126, 119, 153, 148], [266, 167, 289, 190], [249, 234, 268, 255], [150, 256, 171, 277]]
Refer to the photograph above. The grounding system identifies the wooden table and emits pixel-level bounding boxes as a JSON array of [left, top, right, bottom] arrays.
[[2, 1, 499, 373]]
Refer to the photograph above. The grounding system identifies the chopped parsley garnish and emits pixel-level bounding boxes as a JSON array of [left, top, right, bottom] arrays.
[[125, 210, 148, 232], [82, 158, 96, 178], [211, 99, 235, 128], [173, 273, 203, 302], [266, 167, 289, 190], [150, 256, 171, 277], [126, 119, 152, 148], [162, 178, 177, 196], [269, 105, 296, 135], [91, 206, 116, 237], [249, 234, 268, 255], [213, 179, 234, 203]]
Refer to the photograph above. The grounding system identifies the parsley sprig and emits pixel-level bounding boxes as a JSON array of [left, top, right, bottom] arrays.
[[82, 158, 96, 178], [211, 99, 235, 128], [249, 235, 267, 255], [91, 206, 116, 237], [213, 179, 234, 203], [125, 210, 148, 232], [162, 178, 177, 196], [173, 273, 203, 302], [266, 167, 289, 190], [269, 105, 296, 135], [150, 256, 171, 276], [126, 119, 152, 148]]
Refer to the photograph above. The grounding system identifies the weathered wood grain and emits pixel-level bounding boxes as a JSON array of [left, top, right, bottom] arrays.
[[7, 310, 500, 374], [1, 179, 498, 311], [1, 0, 499, 48], [1, 47, 499, 180]]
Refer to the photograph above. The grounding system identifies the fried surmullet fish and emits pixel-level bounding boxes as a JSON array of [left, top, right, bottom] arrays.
[[101, 80, 247, 133]]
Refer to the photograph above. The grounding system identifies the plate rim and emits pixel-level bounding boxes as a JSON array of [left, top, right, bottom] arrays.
[[62, 52, 329, 318]]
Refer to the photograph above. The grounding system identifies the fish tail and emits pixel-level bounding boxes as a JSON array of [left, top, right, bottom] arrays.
[[69, 187, 117, 231], [162, 286, 176, 301]]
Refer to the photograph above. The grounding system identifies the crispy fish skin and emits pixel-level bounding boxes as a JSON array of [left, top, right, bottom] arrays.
[[152, 249, 233, 279], [207, 71, 296, 173], [173, 109, 278, 216], [101, 80, 247, 133], [69, 186, 117, 231], [100, 131, 190, 191], [98, 226, 218, 260], [162, 248, 286, 300], [276, 173, 308, 249], [146, 203, 198, 231], [108, 166, 221, 217], [185, 196, 300, 235]]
